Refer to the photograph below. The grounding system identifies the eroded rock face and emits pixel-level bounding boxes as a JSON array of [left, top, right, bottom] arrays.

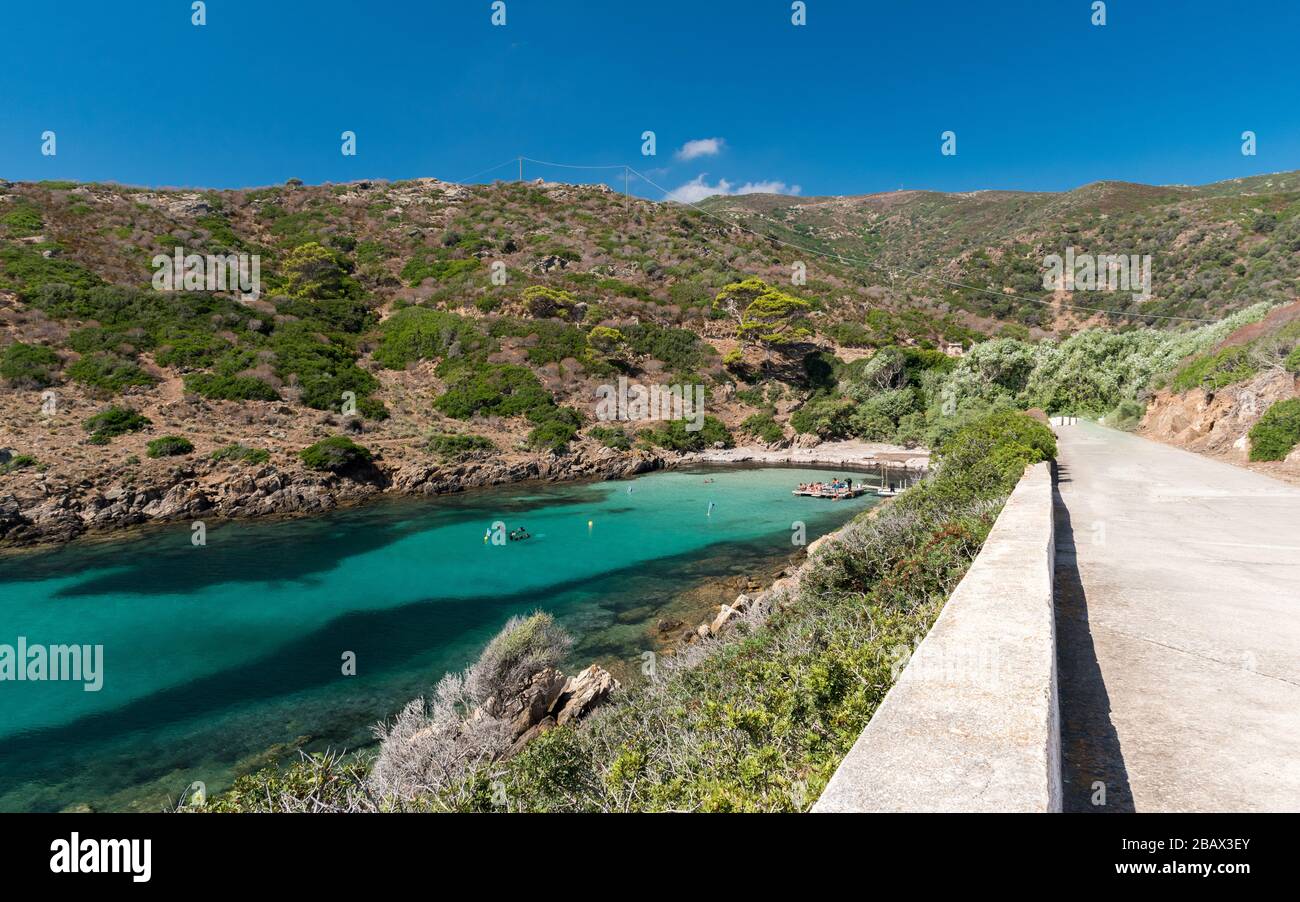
[[554, 665, 620, 727], [1140, 371, 1300, 459], [484, 664, 621, 757]]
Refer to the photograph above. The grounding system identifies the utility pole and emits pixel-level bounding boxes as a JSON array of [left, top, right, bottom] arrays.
[[518, 156, 523, 182]]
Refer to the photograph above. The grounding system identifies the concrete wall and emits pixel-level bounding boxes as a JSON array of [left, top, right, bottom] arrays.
[[813, 462, 1060, 812]]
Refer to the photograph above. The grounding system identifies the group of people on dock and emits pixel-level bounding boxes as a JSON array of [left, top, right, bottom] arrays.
[[795, 477, 857, 498]]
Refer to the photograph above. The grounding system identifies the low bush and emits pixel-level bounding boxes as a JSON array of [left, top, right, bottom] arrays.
[[587, 425, 631, 450], [0, 342, 61, 388], [741, 413, 784, 444], [183, 373, 280, 401], [434, 363, 553, 420], [425, 432, 495, 458], [67, 352, 156, 393], [1248, 398, 1300, 462], [83, 406, 151, 444], [146, 436, 194, 458], [1170, 345, 1257, 393], [640, 416, 733, 452], [1105, 400, 1147, 432], [1285, 346, 1300, 374], [527, 407, 584, 452], [373, 307, 493, 370], [299, 435, 374, 472], [211, 443, 271, 464]]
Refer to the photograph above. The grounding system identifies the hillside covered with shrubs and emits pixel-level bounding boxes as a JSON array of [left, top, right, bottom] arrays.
[[2, 172, 1297, 542]]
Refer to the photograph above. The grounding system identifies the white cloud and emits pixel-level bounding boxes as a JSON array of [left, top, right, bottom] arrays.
[[675, 138, 725, 161], [664, 174, 802, 204], [735, 180, 802, 196]]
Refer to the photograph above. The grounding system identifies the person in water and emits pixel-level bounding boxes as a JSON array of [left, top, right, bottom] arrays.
[[509, 526, 531, 541]]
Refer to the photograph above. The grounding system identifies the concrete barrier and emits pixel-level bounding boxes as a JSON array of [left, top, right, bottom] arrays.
[[813, 462, 1060, 812]]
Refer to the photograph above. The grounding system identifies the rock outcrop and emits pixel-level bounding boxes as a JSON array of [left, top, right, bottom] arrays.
[[1140, 370, 1300, 462], [491, 664, 621, 756]]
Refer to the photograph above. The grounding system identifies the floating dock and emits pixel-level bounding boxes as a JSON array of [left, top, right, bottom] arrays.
[[792, 486, 873, 500]]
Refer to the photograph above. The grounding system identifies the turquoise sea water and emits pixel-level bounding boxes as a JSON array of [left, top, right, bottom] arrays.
[[0, 466, 876, 812]]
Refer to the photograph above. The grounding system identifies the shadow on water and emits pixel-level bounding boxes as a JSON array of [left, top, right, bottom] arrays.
[[1053, 461, 1135, 813], [0, 533, 791, 806], [0, 484, 607, 597]]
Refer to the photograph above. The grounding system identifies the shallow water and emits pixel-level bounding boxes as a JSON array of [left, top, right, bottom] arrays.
[[0, 465, 877, 811]]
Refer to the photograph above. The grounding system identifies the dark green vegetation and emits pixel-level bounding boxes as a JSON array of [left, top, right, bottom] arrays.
[[773, 304, 1272, 450], [1169, 312, 1300, 394], [424, 431, 494, 459], [146, 435, 194, 458], [210, 443, 271, 464], [586, 425, 631, 450], [299, 436, 374, 472], [1248, 399, 1300, 462], [207, 412, 1055, 812], [639, 416, 733, 452], [82, 406, 150, 444], [0, 342, 61, 388], [703, 171, 1300, 326]]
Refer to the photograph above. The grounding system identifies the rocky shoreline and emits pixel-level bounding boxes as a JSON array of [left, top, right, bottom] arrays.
[[0, 437, 930, 552], [0, 445, 671, 551]]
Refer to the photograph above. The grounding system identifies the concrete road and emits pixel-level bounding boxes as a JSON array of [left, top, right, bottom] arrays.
[[1054, 420, 1300, 812]]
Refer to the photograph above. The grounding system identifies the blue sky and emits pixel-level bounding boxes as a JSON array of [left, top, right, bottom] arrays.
[[2, 0, 1297, 198]]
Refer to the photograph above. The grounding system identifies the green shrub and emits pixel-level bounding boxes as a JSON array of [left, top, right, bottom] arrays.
[[1, 201, 45, 237], [83, 406, 151, 444], [621, 323, 716, 373], [0, 244, 102, 292], [146, 436, 194, 458], [1171, 345, 1257, 393], [211, 443, 271, 464], [425, 432, 495, 458], [521, 285, 576, 318], [374, 307, 493, 370], [789, 392, 855, 438], [1285, 346, 1300, 374], [401, 255, 479, 288], [0, 454, 39, 475], [640, 416, 733, 452], [434, 364, 553, 420], [1248, 399, 1300, 462], [270, 325, 377, 411], [741, 413, 784, 444], [1106, 400, 1147, 432], [587, 425, 631, 450], [300, 435, 374, 472], [183, 372, 280, 401], [279, 242, 361, 301], [1, 342, 61, 387], [67, 352, 156, 393], [527, 407, 584, 451]]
